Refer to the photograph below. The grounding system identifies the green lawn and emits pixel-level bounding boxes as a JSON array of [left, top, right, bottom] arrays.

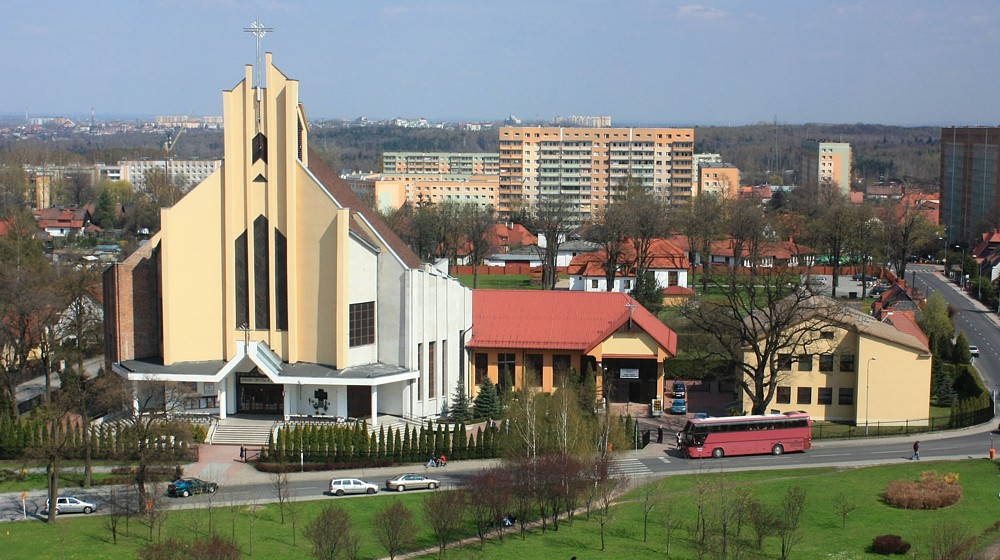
[[5, 460, 999, 559], [455, 273, 535, 290], [0, 466, 122, 493]]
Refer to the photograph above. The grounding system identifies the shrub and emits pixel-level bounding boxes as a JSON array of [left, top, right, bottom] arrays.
[[883, 470, 962, 510], [871, 534, 911, 554], [190, 424, 208, 443]]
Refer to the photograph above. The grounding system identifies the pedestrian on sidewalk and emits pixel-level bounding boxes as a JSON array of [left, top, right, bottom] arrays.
[[240, 445, 246, 463], [911, 440, 920, 460]]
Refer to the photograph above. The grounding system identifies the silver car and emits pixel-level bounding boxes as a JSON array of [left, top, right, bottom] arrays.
[[385, 473, 439, 492], [46, 496, 97, 515], [329, 478, 379, 496]]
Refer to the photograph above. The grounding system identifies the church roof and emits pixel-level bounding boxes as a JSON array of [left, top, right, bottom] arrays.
[[307, 150, 423, 270]]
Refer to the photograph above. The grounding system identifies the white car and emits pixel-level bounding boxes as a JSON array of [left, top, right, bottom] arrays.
[[329, 478, 379, 496], [46, 496, 96, 515], [969, 346, 980, 358]]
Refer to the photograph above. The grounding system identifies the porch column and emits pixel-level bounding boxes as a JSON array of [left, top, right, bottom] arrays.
[[337, 387, 348, 417], [131, 382, 140, 416], [283, 385, 292, 422], [217, 383, 227, 420], [370, 385, 379, 428]]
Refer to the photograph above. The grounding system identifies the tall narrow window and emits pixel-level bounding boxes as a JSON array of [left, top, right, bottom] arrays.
[[441, 340, 448, 397], [297, 119, 304, 161], [497, 353, 516, 393], [348, 302, 375, 347], [474, 353, 488, 386], [428, 342, 436, 399], [525, 354, 543, 387], [252, 132, 268, 163], [235, 231, 249, 328], [253, 215, 270, 329], [274, 230, 288, 331], [417, 343, 423, 399]]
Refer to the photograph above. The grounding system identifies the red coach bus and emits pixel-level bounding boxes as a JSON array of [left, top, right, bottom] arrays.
[[679, 412, 812, 459]]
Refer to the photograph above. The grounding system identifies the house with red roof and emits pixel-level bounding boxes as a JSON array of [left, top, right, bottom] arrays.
[[34, 206, 93, 237], [567, 238, 690, 293], [467, 290, 678, 404], [669, 235, 815, 270]]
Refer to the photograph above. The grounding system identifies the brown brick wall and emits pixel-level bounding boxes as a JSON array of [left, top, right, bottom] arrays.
[[102, 241, 163, 370]]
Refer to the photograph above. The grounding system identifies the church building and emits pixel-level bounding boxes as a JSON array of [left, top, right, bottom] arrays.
[[103, 54, 472, 427]]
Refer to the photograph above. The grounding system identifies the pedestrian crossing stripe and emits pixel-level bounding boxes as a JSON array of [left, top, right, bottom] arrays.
[[611, 458, 651, 476]]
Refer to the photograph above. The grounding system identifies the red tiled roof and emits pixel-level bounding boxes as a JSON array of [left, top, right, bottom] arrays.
[[567, 238, 689, 277], [468, 290, 677, 355], [307, 149, 423, 269], [883, 311, 928, 350]]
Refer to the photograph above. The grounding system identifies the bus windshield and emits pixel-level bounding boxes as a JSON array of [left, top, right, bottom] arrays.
[[679, 412, 812, 459]]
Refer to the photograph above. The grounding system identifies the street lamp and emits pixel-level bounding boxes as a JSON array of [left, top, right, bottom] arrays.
[[865, 357, 877, 437], [939, 236, 946, 267]]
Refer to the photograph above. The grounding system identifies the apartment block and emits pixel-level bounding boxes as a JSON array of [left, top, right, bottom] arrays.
[[381, 152, 499, 176], [699, 162, 741, 198], [800, 140, 852, 194], [940, 127, 1000, 244], [498, 126, 695, 222]]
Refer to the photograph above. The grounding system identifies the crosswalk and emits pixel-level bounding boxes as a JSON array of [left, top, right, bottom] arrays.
[[611, 457, 653, 477]]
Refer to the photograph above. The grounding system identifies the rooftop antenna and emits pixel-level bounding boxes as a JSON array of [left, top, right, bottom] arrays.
[[243, 15, 273, 131]]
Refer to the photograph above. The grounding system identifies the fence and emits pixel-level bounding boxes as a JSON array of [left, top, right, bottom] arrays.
[[812, 405, 995, 440]]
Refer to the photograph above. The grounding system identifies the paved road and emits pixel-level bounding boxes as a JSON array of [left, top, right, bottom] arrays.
[[909, 264, 1000, 392]]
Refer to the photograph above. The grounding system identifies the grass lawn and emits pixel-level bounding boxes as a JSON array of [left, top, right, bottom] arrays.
[[4, 460, 999, 559], [0, 469, 120, 493], [455, 274, 535, 290]]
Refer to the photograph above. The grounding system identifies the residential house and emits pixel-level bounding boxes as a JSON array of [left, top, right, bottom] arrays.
[[35, 206, 93, 238], [567, 238, 690, 292], [467, 290, 678, 404]]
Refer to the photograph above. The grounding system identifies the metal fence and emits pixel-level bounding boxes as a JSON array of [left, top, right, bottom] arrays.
[[812, 406, 995, 440]]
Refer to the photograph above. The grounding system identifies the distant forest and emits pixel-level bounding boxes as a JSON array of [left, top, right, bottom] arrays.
[[2, 122, 943, 189]]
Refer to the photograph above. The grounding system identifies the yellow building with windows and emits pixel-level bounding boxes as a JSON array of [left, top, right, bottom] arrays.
[[103, 54, 471, 427], [741, 300, 931, 426]]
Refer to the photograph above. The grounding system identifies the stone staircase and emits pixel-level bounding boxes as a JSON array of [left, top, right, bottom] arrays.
[[209, 417, 276, 446]]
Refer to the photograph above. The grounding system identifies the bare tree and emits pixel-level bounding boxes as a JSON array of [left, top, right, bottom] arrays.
[[776, 486, 807, 560], [585, 201, 630, 291], [373, 499, 417, 560], [658, 488, 685, 559], [747, 496, 778, 548], [461, 203, 496, 288], [833, 490, 858, 529], [880, 193, 937, 279], [270, 469, 290, 524], [640, 481, 657, 542], [304, 504, 356, 560], [592, 453, 626, 551], [677, 193, 727, 293], [143, 482, 168, 543], [104, 486, 128, 544], [533, 195, 575, 290], [31, 400, 78, 524], [424, 488, 468, 556], [680, 271, 842, 415], [245, 493, 261, 557]]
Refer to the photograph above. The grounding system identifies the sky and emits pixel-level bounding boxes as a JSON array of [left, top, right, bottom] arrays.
[[3, 0, 999, 126]]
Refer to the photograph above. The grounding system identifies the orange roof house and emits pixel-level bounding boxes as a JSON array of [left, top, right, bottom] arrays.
[[467, 290, 678, 404], [567, 238, 690, 293]]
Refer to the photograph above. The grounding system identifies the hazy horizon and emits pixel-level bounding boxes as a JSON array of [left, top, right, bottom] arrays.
[[4, 1, 999, 127]]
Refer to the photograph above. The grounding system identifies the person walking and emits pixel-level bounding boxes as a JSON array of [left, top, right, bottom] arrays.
[[911, 440, 920, 460]]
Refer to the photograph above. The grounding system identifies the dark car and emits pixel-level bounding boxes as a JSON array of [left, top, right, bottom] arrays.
[[168, 478, 218, 498], [852, 273, 873, 281]]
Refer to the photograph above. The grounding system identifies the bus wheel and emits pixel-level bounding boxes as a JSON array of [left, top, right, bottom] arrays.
[[771, 444, 784, 455], [711, 448, 724, 459]]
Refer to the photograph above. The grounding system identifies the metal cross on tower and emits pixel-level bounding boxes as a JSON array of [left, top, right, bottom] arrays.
[[243, 16, 273, 90]]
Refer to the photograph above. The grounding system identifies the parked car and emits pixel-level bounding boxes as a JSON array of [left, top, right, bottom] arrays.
[[45, 496, 96, 515], [167, 478, 218, 498], [672, 381, 686, 398], [852, 273, 873, 281], [692, 412, 711, 420], [870, 286, 889, 296], [385, 473, 439, 492], [970, 345, 980, 358], [670, 398, 688, 415], [329, 478, 379, 496]]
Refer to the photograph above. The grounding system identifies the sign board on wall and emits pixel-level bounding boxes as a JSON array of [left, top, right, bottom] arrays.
[[620, 368, 639, 379]]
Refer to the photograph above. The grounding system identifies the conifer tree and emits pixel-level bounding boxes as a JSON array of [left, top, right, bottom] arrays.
[[953, 331, 972, 364], [473, 377, 501, 420], [449, 374, 473, 422]]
